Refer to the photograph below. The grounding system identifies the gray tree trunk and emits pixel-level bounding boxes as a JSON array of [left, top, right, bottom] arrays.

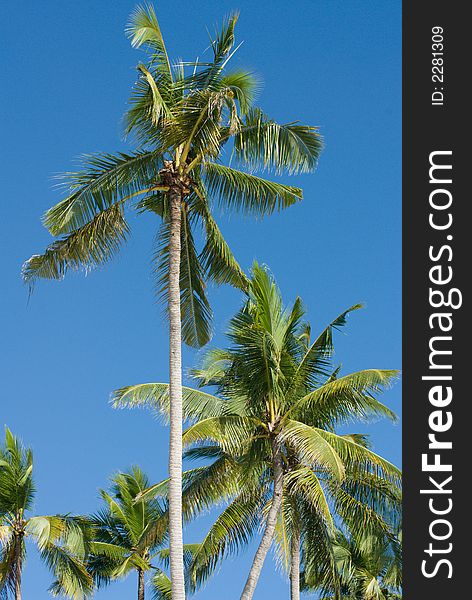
[[137, 568, 145, 600], [290, 528, 300, 600], [168, 188, 185, 600], [240, 438, 284, 600], [14, 534, 22, 600]]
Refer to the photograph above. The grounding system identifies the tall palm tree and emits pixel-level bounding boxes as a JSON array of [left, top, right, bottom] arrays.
[[0, 428, 93, 599], [302, 526, 402, 599], [22, 8, 323, 597], [113, 264, 401, 600], [87, 466, 198, 600]]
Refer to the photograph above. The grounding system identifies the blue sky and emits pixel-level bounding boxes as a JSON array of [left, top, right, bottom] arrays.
[[0, 1, 401, 597]]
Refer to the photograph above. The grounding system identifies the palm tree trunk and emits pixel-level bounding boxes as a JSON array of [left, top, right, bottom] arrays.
[[14, 534, 23, 600], [290, 528, 300, 600], [137, 568, 145, 600], [168, 187, 186, 600], [240, 437, 284, 600]]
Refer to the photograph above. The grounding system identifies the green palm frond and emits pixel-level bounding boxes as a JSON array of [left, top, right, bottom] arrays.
[[150, 567, 172, 600], [112, 382, 225, 421], [153, 212, 212, 347], [284, 467, 334, 531], [126, 3, 173, 84], [217, 70, 259, 116], [287, 369, 399, 428], [38, 518, 94, 599], [182, 416, 263, 455], [182, 12, 240, 91], [22, 204, 129, 286], [233, 107, 323, 174], [280, 420, 345, 481], [313, 429, 401, 485], [43, 151, 162, 236], [136, 63, 173, 124], [203, 162, 303, 215], [181, 456, 241, 521], [192, 188, 249, 289], [0, 428, 35, 516], [0, 533, 17, 599], [189, 489, 266, 592]]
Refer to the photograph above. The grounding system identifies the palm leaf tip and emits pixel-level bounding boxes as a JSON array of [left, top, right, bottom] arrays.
[[126, 3, 163, 48]]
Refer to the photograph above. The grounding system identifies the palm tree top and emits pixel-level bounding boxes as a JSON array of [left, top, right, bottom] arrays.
[[0, 428, 93, 599], [22, 5, 323, 348], [112, 264, 401, 598]]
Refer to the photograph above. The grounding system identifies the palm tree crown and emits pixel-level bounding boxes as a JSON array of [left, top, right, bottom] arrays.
[[88, 466, 177, 600], [113, 264, 401, 600], [302, 526, 402, 599], [22, 5, 323, 348], [0, 428, 93, 599]]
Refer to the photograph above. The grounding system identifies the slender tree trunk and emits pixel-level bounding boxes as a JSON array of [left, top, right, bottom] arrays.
[[290, 528, 300, 600], [240, 437, 284, 600], [168, 187, 186, 600], [137, 568, 145, 600], [14, 533, 23, 600]]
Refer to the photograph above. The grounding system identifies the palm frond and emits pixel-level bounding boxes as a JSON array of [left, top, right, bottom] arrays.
[[126, 3, 173, 84], [234, 108, 323, 174], [279, 420, 345, 481], [43, 151, 162, 236], [287, 369, 399, 428], [22, 204, 129, 286], [112, 383, 225, 422], [191, 187, 249, 289], [188, 488, 265, 592], [313, 429, 402, 486], [154, 212, 212, 347], [182, 416, 263, 455], [284, 467, 334, 531], [150, 568, 172, 600], [203, 162, 302, 216]]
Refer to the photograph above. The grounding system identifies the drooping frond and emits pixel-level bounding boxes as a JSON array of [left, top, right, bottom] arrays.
[[22, 205, 129, 286], [43, 151, 162, 236], [153, 213, 212, 347], [279, 420, 345, 481], [188, 488, 266, 592], [203, 162, 303, 216], [34, 517, 94, 599], [150, 568, 172, 600], [181, 456, 241, 521], [312, 429, 402, 486], [0, 531, 17, 599], [182, 416, 263, 455], [233, 108, 323, 174], [284, 467, 334, 531], [126, 3, 173, 85], [191, 188, 249, 289], [112, 382, 225, 421], [287, 369, 399, 428]]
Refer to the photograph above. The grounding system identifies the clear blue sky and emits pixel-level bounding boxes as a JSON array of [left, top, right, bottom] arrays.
[[0, 1, 401, 597]]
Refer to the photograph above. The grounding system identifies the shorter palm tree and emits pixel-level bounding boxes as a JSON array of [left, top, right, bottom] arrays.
[[0, 428, 93, 600], [87, 466, 197, 600], [113, 264, 401, 600], [302, 526, 402, 599]]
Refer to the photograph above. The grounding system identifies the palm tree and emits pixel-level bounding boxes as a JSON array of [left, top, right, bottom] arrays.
[[87, 466, 198, 600], [22, 8, 323, 597], [302, 526, 402, 599], [113, 264, 401, 600], [0, 428, 93, 599]]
